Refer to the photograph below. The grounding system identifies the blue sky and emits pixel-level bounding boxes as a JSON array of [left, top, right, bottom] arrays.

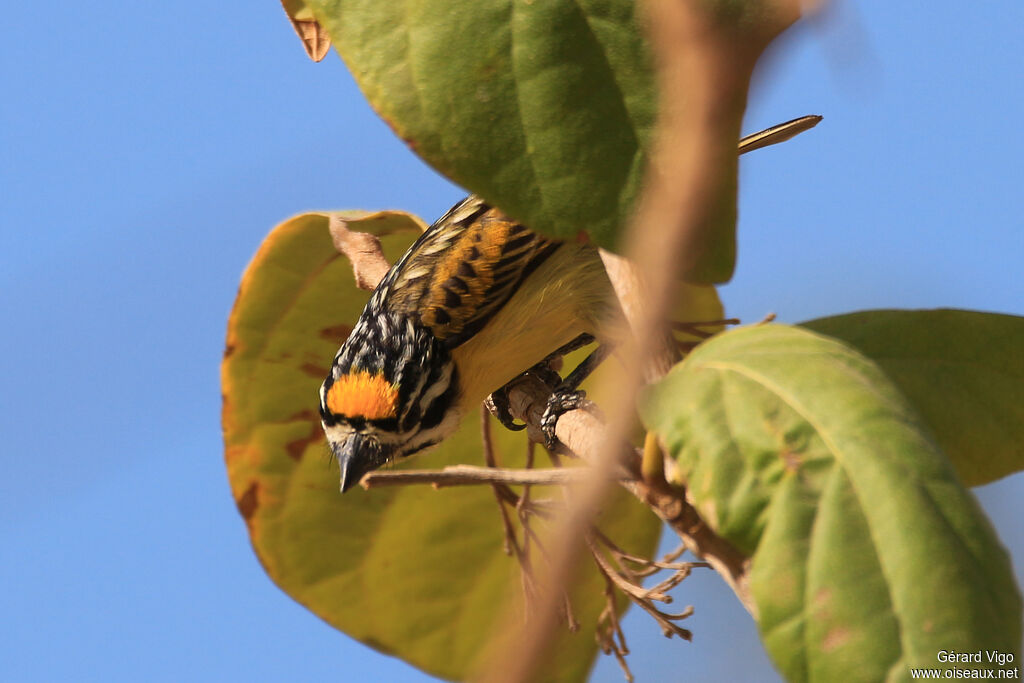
[[1, 2, 1021, 682]]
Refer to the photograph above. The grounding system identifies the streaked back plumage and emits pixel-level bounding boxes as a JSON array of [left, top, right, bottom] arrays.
[[368, 196, 560, 348]]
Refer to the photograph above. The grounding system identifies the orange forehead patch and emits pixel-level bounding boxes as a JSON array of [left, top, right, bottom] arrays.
[[326, 370, 399, 420]]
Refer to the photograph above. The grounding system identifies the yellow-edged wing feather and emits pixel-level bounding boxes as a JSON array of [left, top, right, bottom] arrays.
[[377, 197, 559, 348]]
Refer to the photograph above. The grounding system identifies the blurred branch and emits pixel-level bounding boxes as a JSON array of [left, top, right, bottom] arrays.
[[486, 1, 804, 680]]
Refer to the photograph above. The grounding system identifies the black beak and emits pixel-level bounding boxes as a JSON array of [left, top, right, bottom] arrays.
[[334, 433, 386, 493]]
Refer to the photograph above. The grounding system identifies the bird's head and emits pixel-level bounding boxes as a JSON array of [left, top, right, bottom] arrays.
[[319, 312, 461, 492]]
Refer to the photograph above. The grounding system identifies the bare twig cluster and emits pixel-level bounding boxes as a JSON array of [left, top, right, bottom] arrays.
[[586, 531, 709, 682], [479, 409, 580, 629]]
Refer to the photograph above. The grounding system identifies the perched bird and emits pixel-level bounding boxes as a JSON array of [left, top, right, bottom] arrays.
[[319, 197, 617, 492], [318, 115, 823, 492]]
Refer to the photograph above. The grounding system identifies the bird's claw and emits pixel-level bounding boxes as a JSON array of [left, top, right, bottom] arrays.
[[485, 388, 526, 431], [487, 359, 569, 433]]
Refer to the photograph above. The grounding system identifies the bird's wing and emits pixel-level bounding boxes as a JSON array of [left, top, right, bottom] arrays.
[[376, 196, 560, 348]]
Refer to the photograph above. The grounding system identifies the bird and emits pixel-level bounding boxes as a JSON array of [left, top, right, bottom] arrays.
[[318, 196, 618, 492], [318, 115, 823, 492]]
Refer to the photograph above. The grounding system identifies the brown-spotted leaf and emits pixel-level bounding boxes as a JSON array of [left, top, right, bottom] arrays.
[[221, 211, 662, 681]]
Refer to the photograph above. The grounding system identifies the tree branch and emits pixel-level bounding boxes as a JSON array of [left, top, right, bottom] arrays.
[[499, 371, 755, 614], [361, 464, 588, 489], [487, 5, 809, 675]]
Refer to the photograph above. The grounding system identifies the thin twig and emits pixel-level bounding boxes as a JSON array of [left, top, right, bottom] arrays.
[[592, 528, 707, 575], [595, 570, 634, 683], [360, 465, 587, 489], [586, 534, 671, 603], [660, 543, 687, 565], [561, 591, 581, 634], [516, 441, 536, 582], [482, 405, 519, 557], [671, 317, 741, 338]]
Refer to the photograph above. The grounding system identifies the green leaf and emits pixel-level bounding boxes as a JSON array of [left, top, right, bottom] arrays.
[[298, 0, 793, 281], [641, 324, 1021, 681], [800, 309, 1024, 487], [305, 0, 655, 250], [222, 211, 662, 681]]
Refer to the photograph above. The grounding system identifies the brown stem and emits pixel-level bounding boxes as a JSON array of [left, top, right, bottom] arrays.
[[595, 571, 634, 683], [484, 0, 799, 672], [586, 534, 671, 603], [481, 405, 519, 557], [586, 532, 695, 643], [496, 371, 755, 611], [360, 465, 587, 489], [328, 215, 393, 291], [623, 478, 754, 614]]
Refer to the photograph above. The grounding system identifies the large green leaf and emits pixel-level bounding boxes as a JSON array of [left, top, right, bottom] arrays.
[[296, 0, 796, 281], [305, 0, 655, 251], [221, 210, 662, 681], [801, 309, 1024, 487], [641, 324, 1021, 682]]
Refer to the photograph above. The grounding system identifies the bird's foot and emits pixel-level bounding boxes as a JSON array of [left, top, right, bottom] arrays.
[[540, 388, 596, 452]]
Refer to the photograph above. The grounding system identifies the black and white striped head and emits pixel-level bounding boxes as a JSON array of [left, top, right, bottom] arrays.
[[319, 310, 460, 492]]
